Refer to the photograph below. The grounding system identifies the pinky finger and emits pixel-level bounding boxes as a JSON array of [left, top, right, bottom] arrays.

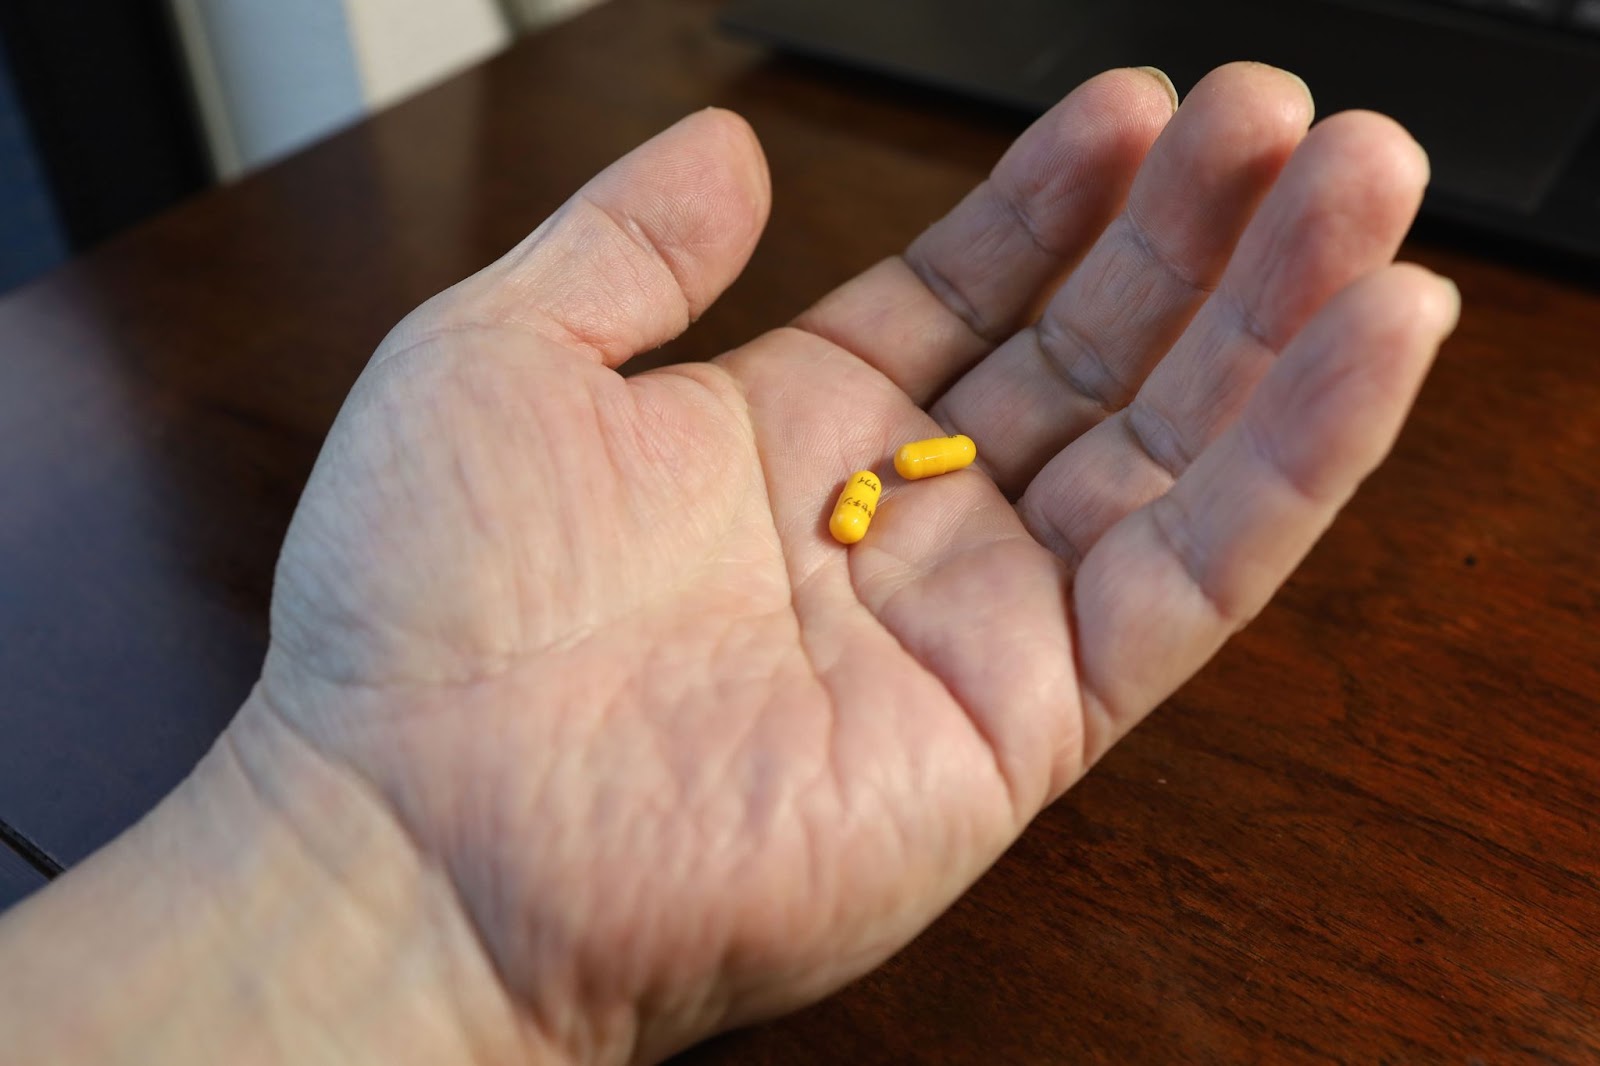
[[1069, 263, 1461, 761]]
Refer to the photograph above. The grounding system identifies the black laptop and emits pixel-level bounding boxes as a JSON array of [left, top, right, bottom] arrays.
[[722, 0, 1600, 261]]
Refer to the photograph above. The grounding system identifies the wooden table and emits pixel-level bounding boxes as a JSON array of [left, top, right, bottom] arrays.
[[3, 0, 1599, 1059]]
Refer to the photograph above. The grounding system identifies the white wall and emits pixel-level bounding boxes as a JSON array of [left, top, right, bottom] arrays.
[[499, 0, 601, 30], [169, 0, 366, 179], [169, 0, 513, 179], [344, 0, 509, 110]]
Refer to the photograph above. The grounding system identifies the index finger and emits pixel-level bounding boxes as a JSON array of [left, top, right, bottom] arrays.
[[792, 67, 1178, 403]]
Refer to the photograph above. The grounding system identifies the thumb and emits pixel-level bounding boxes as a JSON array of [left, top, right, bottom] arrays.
[[432, 107, 771, 369]]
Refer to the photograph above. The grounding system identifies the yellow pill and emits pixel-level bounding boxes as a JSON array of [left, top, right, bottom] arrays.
[[894, 434, 977, 480], [829, 470, 882, 545]]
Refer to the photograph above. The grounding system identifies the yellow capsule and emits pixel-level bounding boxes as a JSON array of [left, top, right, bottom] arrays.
[[829, 470, 882, 545], [894, 434, 977, 480]]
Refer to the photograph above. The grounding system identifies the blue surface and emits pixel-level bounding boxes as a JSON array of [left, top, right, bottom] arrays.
[[0, 45, 67, 295]]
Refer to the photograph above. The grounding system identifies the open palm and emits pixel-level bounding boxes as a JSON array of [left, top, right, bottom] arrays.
[[247, 65, 1458, 1064]]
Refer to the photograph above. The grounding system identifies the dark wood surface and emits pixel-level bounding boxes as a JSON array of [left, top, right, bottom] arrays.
[[2, 0, 1598, 1057]]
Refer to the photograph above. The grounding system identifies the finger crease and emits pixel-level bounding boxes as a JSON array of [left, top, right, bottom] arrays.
[[578, 192, 696, 328], [903, 249, 1002, 344], [1240, 405, 1324, 508], [1218, 282, 1279, 355], [1019, 495, 1088, 569], [1124, 202, 1216, 299], [1034, 314, 1128, 416], [874, 578, 1021, 825], [993, 179, 1071, 261], [1121, 400, 1190, 483], [936, 403, 1005, 487], [1148, 492, 1232, 625]]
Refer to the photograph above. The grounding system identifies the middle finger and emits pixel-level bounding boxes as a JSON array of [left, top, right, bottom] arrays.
[[930, 62, 1314, 496]]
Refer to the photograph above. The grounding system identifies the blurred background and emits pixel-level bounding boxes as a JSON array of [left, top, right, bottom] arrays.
[[0, 0, 599, 296], [4, 0, 1597, 301]]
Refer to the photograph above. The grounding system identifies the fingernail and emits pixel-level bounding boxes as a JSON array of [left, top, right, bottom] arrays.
[[1135, 66, 1180, 112]]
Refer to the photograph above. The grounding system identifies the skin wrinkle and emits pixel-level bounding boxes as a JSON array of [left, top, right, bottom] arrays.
[[777, 550, 851, 815], [553, 592, 851, 1049], [673, 612, 788, 846], [1053, 574, 1100, 792], [1011, 222, 1299, 582], [989, 171, 1078, 262], [482, 204, 672, 364], [905, 131, 1133, 351], [285, 364, 769, 696], [1072, 552, 1172, 769], [800, 73, 1175, 408], [750, 324, 907, 424], [727, 336, 1013, 879], [450, 451, 525, 664], [733, 652, 827, 859], [1240, 400, 1329, 510], [353, 348, 678, 681], [785, 286, 894, 385], [1122, 397, 1195, 482], [602, 712, 685, 1003], [996, 78, 1163, 229], [1033, 305, 1126, 416], [1078, 226, 1168, 343], [533, 675, 648, 1060], [507, 696, 613, 1045], [512, 254, 658, 361], [970, 537, 1081, 803], [235, 693, 532, 1066], [670, 101, 1429, 1046], [26, 79, 1451, 1066], [860, 550, 1027, 825], [1228, 126, 1419, 352], [1226, 193, 1301, 337], [1146, 486, 1235, 627], [1018, 493, 1088, 569], [1219, 277, 1284, 354], [441, 380, 529, 663], [683, 335, 869, 873], [471, 721, 558, 1063], [743, 764, 847, 1009], [923, 75, 1315, 503], [578, 192, 698, 322], [931, 401, 1005, 488], [1067, 560, 1176, 768], [272, 341, 573, 687], [901, 244, 996, 345], [270, 489, 450, 687], [1122, 196, 1219, 301], [719, 695, 858, 1019], [404, 374, 521, 665]]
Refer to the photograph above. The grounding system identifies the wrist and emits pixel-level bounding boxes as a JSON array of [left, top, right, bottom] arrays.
[[0, 688, 554, 1066]]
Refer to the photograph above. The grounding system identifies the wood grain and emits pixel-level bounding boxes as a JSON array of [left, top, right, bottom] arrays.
[[0, 0, 1597, 1059]]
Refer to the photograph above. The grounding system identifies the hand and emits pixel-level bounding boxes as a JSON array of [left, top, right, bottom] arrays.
[[238, 63, 1454, 1063]]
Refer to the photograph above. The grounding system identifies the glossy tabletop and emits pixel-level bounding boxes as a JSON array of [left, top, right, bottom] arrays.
[[1, 0, 1598, 1060]]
